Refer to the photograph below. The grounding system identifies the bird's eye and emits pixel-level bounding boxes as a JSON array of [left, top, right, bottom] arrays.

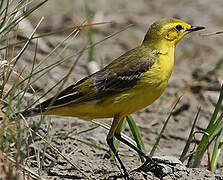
[[175, 25, 183, 31]]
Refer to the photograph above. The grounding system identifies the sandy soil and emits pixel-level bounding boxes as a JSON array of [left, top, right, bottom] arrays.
[[6, 0, 223, 179]]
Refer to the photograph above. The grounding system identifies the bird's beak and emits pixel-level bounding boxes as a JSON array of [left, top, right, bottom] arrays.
[[186, 25, 205, 32]]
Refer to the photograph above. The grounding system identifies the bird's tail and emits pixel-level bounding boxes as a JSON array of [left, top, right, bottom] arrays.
[[17, 107, 42, 117], [1, 96, 54, 119], [0, 106, 43, 121]]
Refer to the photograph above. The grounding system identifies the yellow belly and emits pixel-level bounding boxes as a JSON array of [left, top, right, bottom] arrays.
[[48, 70, 170, 120], [47, 84, 166, 120]]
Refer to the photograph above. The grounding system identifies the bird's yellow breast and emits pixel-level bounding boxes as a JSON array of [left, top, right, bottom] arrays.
[[119, 48, 175, 115]]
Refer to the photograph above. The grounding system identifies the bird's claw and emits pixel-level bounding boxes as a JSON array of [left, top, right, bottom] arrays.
[[123, 171, 136, 180], [131, 156, 182, 178], [107, 170, 136, 180]]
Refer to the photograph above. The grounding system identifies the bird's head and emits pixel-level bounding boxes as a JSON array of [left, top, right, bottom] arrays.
[[143, 18, 205, 47]]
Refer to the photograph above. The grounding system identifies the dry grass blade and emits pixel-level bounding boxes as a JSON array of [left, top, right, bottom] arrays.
[[1, 17, 44, 104], [200, 30, 223, 36], [2, 153, 46, 180], [0, 21, 112, 51], [0, 0, 48, 35]]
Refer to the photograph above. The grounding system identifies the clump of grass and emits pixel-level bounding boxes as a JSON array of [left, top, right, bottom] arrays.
[[180, 84, 223, 170], [84, 3, 94, 63], [0, 1, 134, 179], [0, 1, 48, 179]]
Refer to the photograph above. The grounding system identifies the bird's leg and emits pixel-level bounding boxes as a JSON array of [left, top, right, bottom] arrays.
[[114, 132, 152, 161], [107, 115, 131, 180], [114, 117, 152, 162], [106, 137, 129, 176], [114, 124, 178, 176]]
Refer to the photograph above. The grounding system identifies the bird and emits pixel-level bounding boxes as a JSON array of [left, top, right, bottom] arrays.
[[18, 18, 205, 179]]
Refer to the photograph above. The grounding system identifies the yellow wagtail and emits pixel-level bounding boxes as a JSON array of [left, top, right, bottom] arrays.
[[20, 18, 205, 178]]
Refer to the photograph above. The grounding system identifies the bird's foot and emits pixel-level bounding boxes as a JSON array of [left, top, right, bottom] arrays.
[[123, 171, 136, 180], [131, 155, 184, 178], [107, 170, 136, 180]]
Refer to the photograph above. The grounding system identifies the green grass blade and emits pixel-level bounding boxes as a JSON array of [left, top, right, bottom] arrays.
[[126, 115, 147, 162], [208, 84, 223, 127], [0, 0, 5, 16], [85, 4, 94, 62], [180, 107, 201, 162], [0, 0, 10, 32], [211, 58, 223, 74], [19, 38, 38, 100], [68, 136, 108, 152], [92, 119, 136, 146], [76, 125, 100, 135], [190, 84, 223, 168], [39, 120, 50, 173], [0, 0, 48, 35], [210, 132, 222, 171], [150, 96, 181, 156], [209, 113, 223, 141]]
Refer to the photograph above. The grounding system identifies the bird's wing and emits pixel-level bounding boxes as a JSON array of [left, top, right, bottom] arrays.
[[37, 47, 156, 110]]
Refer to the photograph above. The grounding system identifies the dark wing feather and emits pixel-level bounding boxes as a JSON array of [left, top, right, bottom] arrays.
[[94, 62, 150, 92]]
